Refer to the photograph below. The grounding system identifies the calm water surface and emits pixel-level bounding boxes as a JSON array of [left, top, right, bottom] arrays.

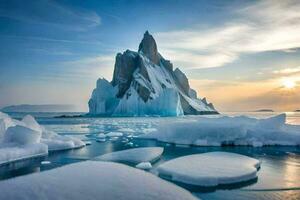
[[1, 111, 300, 200]]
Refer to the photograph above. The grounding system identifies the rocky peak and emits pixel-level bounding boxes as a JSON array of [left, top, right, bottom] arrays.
[[138, 31, 160, 65]]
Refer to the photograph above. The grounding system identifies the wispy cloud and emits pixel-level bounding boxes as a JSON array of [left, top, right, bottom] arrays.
[[273, 66, 300, 75], [1, 34, 105, 46], [156, 0, 300, 69], [0, 0, 101, 31]]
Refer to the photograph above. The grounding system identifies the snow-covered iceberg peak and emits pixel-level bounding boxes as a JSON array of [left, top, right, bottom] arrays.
[[88, 31, 218, 116]]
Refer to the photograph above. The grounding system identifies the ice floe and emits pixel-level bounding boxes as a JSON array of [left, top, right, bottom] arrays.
[[141, 114, 300, 146], [0, 112, 85, 164], [157, 152, 260, 187], [0, 161, 197, 200], [106, 132, 123, 137], [94, 147, 164, 164]]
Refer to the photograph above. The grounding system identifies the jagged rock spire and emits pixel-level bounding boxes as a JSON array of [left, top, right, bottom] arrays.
[[138, 31, 160, 65]]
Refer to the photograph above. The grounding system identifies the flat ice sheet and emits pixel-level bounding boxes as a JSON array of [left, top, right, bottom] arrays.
[[157, 152, 260, 187], [0, 161, 197, 200], [94, 147, 164, 164], [0, 143, 48, 165], [141, 114, 300, 146]]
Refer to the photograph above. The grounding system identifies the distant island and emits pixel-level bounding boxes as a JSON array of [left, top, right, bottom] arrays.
[[1, 104, 81, 113], [254, 109, 274, 112], [295, 110, 300, 112]]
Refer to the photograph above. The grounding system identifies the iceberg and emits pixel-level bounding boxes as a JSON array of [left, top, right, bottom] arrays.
[[94, 147, 164, 164], [157, 152, 260, 187], [141, 114, 300, 146], [0, 112, 85, 164], [88, 31, 218, 116], [0, 161, 197, 200]]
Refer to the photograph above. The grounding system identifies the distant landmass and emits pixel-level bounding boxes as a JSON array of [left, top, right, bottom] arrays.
[[254, 109, 274, 112], [295, 110, 300, 112], [1, 104, 81, 113]]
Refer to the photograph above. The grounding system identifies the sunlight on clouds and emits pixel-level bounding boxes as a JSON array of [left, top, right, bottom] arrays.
[[156, 0, 300, 69], [190, 77, 300, 111], [274, 66, 300, 75]]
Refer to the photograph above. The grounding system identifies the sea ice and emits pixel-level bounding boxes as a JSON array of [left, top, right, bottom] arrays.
[[141, 114, 300, 146], [0, 143, 48, 165], [97, 133, 106, 138], [0, 112, 85, 164], [106, 132, 123, 137], [157, 152, 260, 187], [0, 161, 197, 200], [5, 125, 42, 145], [94, 147, 164, 164], [136, 162, 152, 170]]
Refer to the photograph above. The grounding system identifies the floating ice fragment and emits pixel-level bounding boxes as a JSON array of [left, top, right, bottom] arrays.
[[41, 161, 51, 165], [136, 162, 152, 170], [94, 147, 164, 164], [157, 152, 260, 187], [106, 132, 123, 137]]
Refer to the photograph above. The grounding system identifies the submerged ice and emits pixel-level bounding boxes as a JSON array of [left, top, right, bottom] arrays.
[[88, 31, 217, 116]]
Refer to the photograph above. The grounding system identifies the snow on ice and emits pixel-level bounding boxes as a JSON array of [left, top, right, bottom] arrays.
[[94, 147, 164, 164], [141, 114, 300, 146], [0, 112, 85, 164], [157, 152, 260, 187], [0, 161, 197, 200]]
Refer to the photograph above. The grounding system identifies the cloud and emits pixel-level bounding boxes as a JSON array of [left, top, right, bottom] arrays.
[[155, 0, 300, 69], [273, 66, 300, 75], [0, 0, 101, 31]]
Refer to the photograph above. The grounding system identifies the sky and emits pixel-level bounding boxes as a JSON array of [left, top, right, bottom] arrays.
[[0, 0, 300, 112]]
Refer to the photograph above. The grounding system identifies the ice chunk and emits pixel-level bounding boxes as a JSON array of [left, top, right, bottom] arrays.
[[0, 161, 197, 200], [0, 114, 15, 138], [0, 143, 48, 165], [0, 113, 85, 165], [136, 162, 152, 170], [117, 128, 135, 133], [5, 125, 42, 145], [22, 115, 42, 132], [106, 132, 123, 137], [141, 114, 300, 146], [41, 160, 51, 165], [41, 135, 85, 151], [94, 147, 164, 164], [157, 152, 260, 187]]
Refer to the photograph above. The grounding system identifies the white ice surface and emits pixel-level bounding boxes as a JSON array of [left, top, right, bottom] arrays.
[[0, 161, 197, 200], [157, 152, 260, 187], [0, 143, 48, 165], [94, 147, 164, 164], [141, 114, 300, 146], [136, 162, 152, 170], [106, 131, 123, 137], [0, 112, 85, 164]]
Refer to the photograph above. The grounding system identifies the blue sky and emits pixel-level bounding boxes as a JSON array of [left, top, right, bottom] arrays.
[[0, 0, 300, 111]]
